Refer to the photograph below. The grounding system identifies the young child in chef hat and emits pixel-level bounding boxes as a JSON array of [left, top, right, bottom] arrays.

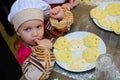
[[8, 0, 59, 79]]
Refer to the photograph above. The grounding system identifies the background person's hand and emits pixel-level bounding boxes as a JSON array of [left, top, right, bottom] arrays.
[[62, 3, 73, 10], [50, 6, 65, 19], [69, 0, 79, 8]]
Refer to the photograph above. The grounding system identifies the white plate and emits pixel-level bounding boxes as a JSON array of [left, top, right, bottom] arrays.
[[54, 31, 106, 72], [92, 1, 120, 31]]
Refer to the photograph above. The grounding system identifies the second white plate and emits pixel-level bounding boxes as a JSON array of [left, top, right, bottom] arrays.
[[92, 1, 120, 31]]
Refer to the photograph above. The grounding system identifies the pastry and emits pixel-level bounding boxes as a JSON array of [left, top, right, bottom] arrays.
[[83, 47, 100, 62], [53, 36, 68, 50], [83, 33, 100, 48]]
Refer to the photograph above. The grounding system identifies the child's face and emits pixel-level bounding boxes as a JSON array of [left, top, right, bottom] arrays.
[[17, 19, 44, 46]]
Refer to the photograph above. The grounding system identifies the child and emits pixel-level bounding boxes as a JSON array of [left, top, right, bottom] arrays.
[[8, 0, 58, 79], [8, 0, 52, 65]]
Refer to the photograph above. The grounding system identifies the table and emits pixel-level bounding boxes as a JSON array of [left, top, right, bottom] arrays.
[[53, 3, 120, 80]]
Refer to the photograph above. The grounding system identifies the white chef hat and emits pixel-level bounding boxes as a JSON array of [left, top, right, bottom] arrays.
[[8, 0, 50, 31]]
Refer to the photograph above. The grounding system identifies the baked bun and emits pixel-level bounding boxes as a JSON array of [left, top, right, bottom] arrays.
[[50, 6, 73, 32]]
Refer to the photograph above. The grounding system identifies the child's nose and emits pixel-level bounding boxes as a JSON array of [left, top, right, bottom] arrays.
[[32, 29, 38, 36]]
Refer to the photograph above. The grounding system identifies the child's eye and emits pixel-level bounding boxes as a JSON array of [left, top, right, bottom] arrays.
[[24, 28, 31, 31], [36, 25, 42, 29]]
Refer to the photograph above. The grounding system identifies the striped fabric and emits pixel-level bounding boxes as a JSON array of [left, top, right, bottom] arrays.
[[22, 46, 56, 80]]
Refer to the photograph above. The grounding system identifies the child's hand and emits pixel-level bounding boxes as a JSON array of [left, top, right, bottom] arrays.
[[50, 6, 65, 19], [35, 39, 53, 49]]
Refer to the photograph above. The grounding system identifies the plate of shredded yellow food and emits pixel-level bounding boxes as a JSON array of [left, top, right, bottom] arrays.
[[90, 1, 120, 35], [53, 31, 106, 72]]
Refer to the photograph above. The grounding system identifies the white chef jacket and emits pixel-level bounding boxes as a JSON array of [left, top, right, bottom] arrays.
[[44, 0, 66, 4]]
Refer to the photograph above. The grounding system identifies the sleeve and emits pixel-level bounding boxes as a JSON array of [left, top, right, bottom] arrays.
[[16, 42, 32, 65]]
